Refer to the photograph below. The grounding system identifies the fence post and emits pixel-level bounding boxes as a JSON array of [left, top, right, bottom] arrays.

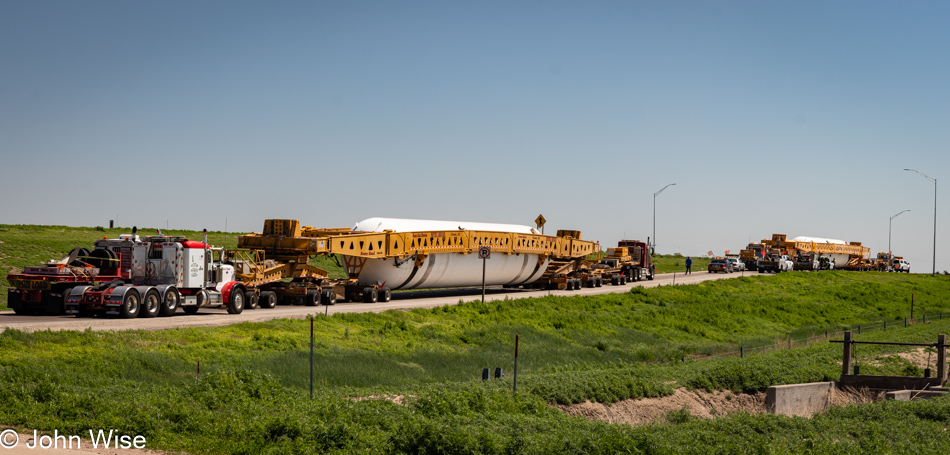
[[858, 325, 861, 334], [938, 334, 946, 384], [310, 315, 314, 400], [842, 331, 852, 376], [513, 334, 519, 396], [740, 346, 744, 358]]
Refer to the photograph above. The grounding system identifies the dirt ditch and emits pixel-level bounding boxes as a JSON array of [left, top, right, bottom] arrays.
[[557, 386, 889, 426]]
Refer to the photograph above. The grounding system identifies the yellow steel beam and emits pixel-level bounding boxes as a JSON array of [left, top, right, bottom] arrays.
[[239, 221, 599, 265]]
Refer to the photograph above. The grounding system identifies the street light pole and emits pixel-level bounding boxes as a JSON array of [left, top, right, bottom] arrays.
[[889, 209, 910, 264], [904, 169, 937, 275], [653, 183, 676, 254]]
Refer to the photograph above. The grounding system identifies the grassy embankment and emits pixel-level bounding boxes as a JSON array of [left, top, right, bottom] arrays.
[[1, 265, 949, 453]]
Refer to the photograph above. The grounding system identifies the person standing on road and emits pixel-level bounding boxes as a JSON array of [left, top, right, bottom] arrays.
[[685, 257, 693, 274]]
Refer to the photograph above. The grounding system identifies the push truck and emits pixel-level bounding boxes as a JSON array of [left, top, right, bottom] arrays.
[[65, 228, 252, 317]]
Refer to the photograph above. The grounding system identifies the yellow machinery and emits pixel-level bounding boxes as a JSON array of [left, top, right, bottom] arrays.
[[232, 219, 601, 302], [760, 234, 871, 270]]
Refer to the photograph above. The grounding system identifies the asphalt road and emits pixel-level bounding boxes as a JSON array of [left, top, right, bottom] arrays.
[[0, 270, 767, 333]]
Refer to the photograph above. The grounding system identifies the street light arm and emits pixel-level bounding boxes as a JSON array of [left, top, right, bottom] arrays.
[[890, 209, 910, 221], [905, 169, 936, 183], [654, 183, 677, 197]]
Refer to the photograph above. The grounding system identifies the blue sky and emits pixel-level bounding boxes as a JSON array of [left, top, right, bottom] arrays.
[[2, 1, 947, 272]]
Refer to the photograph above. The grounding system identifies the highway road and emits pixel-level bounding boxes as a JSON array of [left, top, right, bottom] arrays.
[[0, 270, 767, 333]]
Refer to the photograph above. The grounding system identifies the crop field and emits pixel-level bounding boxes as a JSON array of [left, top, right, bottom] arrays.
[[1, 241, 949, 455]]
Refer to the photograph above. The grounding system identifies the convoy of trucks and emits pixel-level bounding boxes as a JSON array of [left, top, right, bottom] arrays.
[[6, 219, 650, 317], [4, 223, 912, 318]]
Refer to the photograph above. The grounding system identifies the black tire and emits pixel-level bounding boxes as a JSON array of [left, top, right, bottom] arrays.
[[227, 288, 245, 314], [260, 291, 277, 309], [362, 287, 378, 303], [118, 289, 141, 319], [69, 248, 91, 267], [320, 289, 337, 305], [160, 287, 180, 316], [61, 287, 74, 315], [611, 275, 620, 286], [12, 306, 28, 316], [596, 276, 603, 287], [379, 287, 392, 302], [647, 266, 655, 281], [305, 290, 320, 307], [140, 288, 160, 318], [246, 291, 259, 309], [183, 305, 199, 315], [88, 248, 117, 271], [619, 275, 627, 285]]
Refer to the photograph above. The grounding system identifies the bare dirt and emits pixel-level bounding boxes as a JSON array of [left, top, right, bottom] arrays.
[[557, 386, 891, 426], [556, 388, 767, 426]]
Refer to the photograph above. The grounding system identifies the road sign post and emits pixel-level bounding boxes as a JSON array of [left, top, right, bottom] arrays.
[[535, 214, 546, 235], [478, 246, 491, 303]]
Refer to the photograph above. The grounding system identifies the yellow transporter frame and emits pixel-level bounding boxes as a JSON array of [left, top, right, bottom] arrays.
[[236, 219, 599, 285], [761, 234, 871, 267]]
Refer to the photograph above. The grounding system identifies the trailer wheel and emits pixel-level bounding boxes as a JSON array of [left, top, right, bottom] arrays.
[[610, 275, 620, 286], [227, 288, 245, 314], [305, 290, 320, 307], [60, 287, 74, 315], [260, 291, 277, 309], [160, 287, 180, 316], [379, 287, 392, 302], [118, 290, 141, 319], [246, 292, 259, 309], [619, 275, 627, 285], [140, 288, 160, 318], [183, 305, 199, 315], [595, 276, 603, 287], [362, 287, 378, 303], [320, 290, 337, 305], [647, 266, 655, 281]]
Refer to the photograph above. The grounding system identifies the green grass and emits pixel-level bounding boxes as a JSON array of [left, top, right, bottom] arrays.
[[0, 272, 949, 452], [652, 254, 711, 273]]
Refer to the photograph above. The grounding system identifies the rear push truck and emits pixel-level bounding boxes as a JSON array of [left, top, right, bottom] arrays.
[[63, 228, 254, 318]]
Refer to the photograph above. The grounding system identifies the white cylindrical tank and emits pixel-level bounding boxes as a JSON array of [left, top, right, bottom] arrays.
[[791, 236, 850, 264], [352, 217, 540, 235], [350, 217, 549, 289]]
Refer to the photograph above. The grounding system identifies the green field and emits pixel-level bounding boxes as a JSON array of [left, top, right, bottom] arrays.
[[3, 225, 950, 453]]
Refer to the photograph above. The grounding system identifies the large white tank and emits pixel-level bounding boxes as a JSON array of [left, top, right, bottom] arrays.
[[791, 236, 850, 264], [350, 217, 549, 289], [352, 217, 540, 235]]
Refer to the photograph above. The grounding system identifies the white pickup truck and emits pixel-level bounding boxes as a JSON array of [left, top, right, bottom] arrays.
[[757, 254, 794, 273], [892, 259, 911, 273]]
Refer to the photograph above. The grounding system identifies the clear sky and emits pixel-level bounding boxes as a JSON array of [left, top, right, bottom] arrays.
[[2, 1, 948, 272]]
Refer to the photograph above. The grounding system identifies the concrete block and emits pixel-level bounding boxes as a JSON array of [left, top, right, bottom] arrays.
[[766, 382, 836, 417], [885, 390, 948, 401]]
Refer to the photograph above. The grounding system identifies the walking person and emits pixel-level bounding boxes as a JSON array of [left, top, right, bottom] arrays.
[[685, 256, 692, 274]]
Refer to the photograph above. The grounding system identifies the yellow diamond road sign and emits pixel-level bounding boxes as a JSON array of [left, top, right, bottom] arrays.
[[535, 214, 546, 228]]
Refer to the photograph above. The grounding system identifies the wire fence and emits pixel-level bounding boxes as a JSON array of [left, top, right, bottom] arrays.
[[690, 313, 948, 361]]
